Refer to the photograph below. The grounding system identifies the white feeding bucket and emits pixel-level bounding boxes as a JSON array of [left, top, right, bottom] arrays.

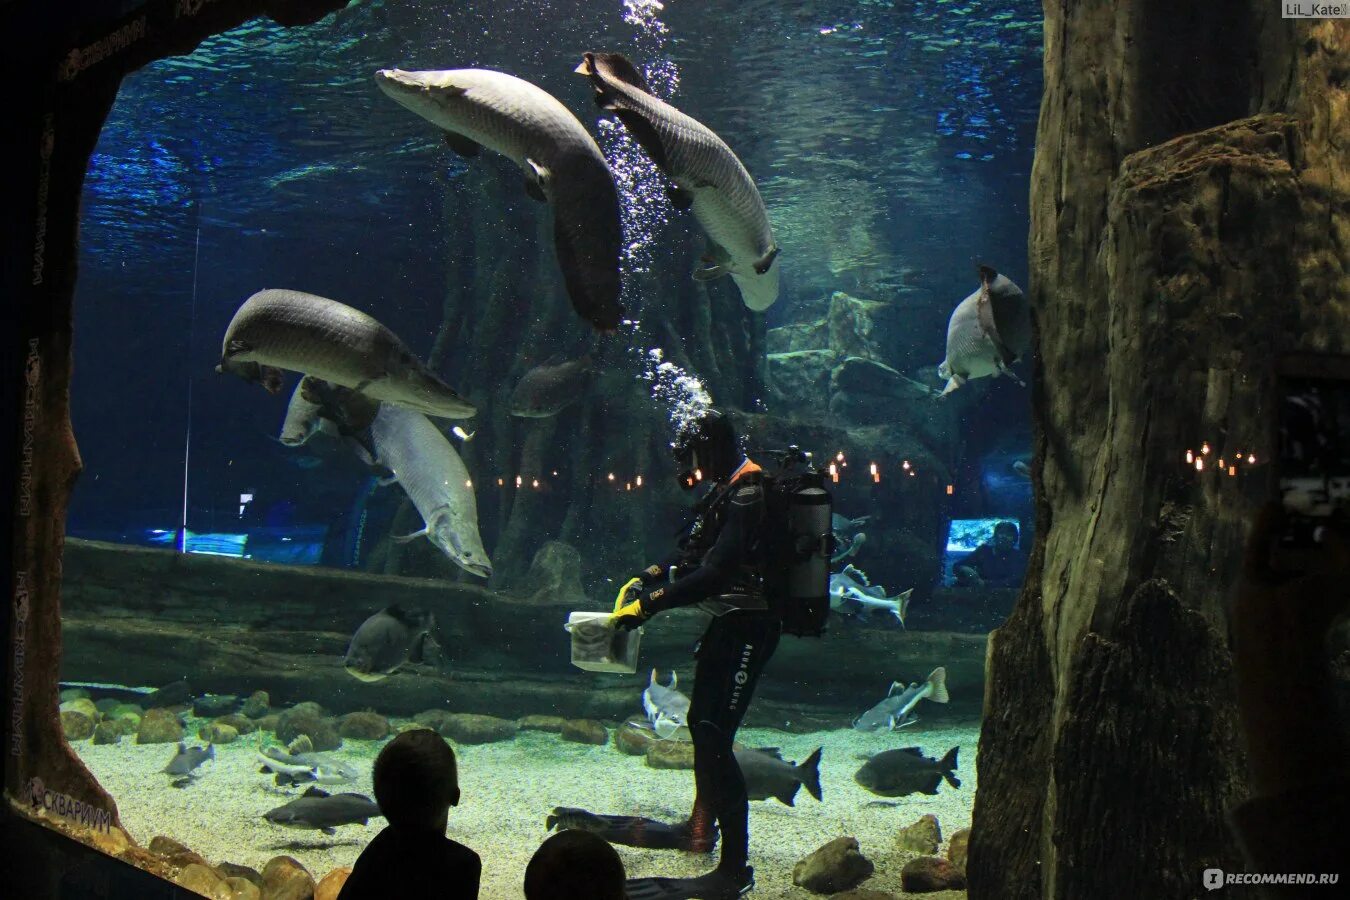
[[565, 611, 641, 674]]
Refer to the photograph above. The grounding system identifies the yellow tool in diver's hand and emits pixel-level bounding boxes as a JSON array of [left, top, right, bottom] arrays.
[[613, 577, 644, 613], [611, 576, 650, 630]]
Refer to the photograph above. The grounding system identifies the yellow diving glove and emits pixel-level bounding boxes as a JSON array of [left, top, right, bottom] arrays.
[[611, 577, 650, 631]]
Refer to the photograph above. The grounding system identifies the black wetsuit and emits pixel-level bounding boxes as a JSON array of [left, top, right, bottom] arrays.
[[639, 462, 782, 876]]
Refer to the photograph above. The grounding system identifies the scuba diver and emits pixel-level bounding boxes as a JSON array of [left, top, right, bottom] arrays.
[[557, 409, 777, 899]]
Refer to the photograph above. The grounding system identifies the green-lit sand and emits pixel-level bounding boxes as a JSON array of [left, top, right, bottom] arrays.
[[74, 717, 978, 898]]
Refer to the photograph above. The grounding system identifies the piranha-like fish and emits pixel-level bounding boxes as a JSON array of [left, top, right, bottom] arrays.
[[937, 266, 1030, 397], [852, 667, 950, 734], [218, 289, 475, 419], [734, 746, 823, 806], [854, 745, 960, 798], [369, 404, 491, 578], [509, 355, 593, 418], [262, 787, 382, 835], [374, 67, 623, 332], [829, 564, 912, 625], [575, 52, 780, 312], [343, 605, 438, 683], [642, 669, 691, 741]]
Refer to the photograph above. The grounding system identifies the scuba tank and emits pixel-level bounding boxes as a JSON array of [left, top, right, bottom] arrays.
[[760, 447, 834, 636]]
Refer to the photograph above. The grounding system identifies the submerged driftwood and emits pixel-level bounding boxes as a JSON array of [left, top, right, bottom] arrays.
[[60, 539, 986, 726]]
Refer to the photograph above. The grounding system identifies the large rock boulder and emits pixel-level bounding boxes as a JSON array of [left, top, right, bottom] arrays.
[[438, 713, 518, 745], [895, 813, 942, 854], [827, 291, 891, 361], [767, 319, 829, 354], [261, 856, 314, 900], [900, 856, 967, 892], [512, 540, 589, 607], [768, 350, 838, 413], [791, 836, 875, 894]]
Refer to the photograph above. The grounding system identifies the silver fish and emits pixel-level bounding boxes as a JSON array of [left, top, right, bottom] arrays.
[[829, 564, 912, 625], [370, 404, 491, 578], [277, 376, 336, 446], [509, 355, 593, 418], [576, 52, 780, 311], [218, 289, 475, 419], [258, 747, 358, 786], [375, 68, 623, 332], [852, 667, 949, 734], [642, 669, 691, 740], [938, 266, 1029, 396]]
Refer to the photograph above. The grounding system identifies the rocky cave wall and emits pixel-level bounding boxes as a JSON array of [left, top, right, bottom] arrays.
[[969, 5, 1348, 900]]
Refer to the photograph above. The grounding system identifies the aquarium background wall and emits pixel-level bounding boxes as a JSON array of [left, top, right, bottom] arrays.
[[29, 0, 1046, 896]]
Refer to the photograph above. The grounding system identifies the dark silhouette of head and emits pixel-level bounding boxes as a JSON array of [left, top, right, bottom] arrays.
[[993, 521, 1019, 551], [672, 409, 742, 489], [524, 830, 625, 900], [372, 728, 461, 831]]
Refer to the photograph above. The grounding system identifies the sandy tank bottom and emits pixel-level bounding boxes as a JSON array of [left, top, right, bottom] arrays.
[[74, 718, 978, 898]]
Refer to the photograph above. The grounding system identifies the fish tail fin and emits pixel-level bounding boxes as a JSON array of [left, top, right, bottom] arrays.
[[939, 746, 960, 788], [929, 667, 949, 704], [776, 782, 800, 807], [895, 589, 913, 628], [207, 744, 216, 758], [800, 746, 824, 802], [578, 52, 652, 95]]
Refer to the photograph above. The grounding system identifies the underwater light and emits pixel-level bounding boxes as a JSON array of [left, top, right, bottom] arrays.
[[1248, 453, 1256, 464], [464, 480, 472, 489], [1202, 442, 1211, 455], [1186, 449, 1194, 464], [636, 475, 643, 487], [608, 472, 616, 482], [516, 475, 523, 488], [532, 478, 540, 489], [902, 460, 911, 470], [1229, 466, 1237, 476], [946, 484, 954, 495], [828, 463, 839, 483], [1195, 458, 1205, 471], [497, 478, 504, 487], [870, 462, 879, 483], [694, 469, 703, 482]]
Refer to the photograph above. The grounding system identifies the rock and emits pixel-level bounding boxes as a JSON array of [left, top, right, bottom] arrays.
[[60, 687, 91, 702], [900, 856, 967, 892], [216, 713, 257, 735], [313, 867, 351, 900], [791, 836, 875, 894], [254, 714, 280, 734], [223, 877, 261, 900], [895, 813, 942, 854], [60, 697, 99, 720], [261, 856, 314, 900], [61, 710, 95, 741], [560, 719, 607, 745], [290, 701, 326, 718], [767, 319, 828, 353], [193, 694, 241, 718], [137, 708, 185, 744], [109, 711, 141, 735], [828, 357, 935, 426], [518, 715, 567, 733], [94, 697, 121, 715], [946, 827, 970, 872], [514, 540, 589, 606], [438, 713, 518, 745], [414, 709, 453, 732], [338, 711, 390, 740], [149, 835, 208, 869], [177, 863, 227, 898], [276, 707, 342, 752], [92, 721, 122, 745], [828, 891, 894, 900], [241, 691, 270, 719], [398, 722, 434, 734], [88, 824, 132, 858], [218, 862, 264, 886], [827, 291, 889, 361], [615, 717, 657, 756], [768, 350, 838, 413], [201, 722, 239, 745], [645, 740, 696, 770]]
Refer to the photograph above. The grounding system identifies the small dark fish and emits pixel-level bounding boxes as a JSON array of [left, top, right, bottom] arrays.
[[163, 742, 215, 777], [343, 605, 437, 683], [262, 787, 382, 835], [509, 355, 593, 418], [854, 746, 960, 798], [735, 746, 823, 806], [146, 678, 193, 709]]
